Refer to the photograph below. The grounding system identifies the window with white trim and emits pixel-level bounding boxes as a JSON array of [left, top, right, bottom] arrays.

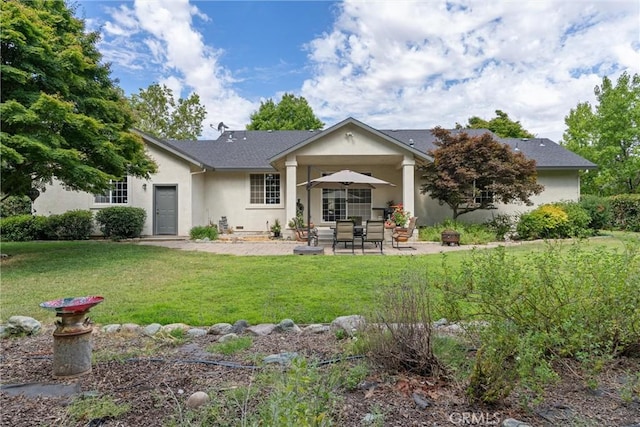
[[250, 173, 280, 204], [94, 179, 128, 204], [472, 180, 494, 205], [321, 173, 372, 222]]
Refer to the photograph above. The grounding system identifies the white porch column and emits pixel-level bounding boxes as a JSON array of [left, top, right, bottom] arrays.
[[402, 156, 415, 218], [285, 158, 298, 228]]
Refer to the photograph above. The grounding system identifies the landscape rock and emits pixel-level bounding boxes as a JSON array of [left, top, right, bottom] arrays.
[[263, 351, 298, 365], [362, 413, 383, 424], [303, 324, 330, 334], [218, 333, 238, 342], [502, 418, 532, 427], [208, 323, 233, 335], [187, 328, 207, 338], [143, 323, 162, 336], [247, 324, 276, 336], [0, 325, 9, 338], [120, 323, 142, 334], [275, 318, 301, 333], [186, 391, 210, 409], [331, 315, 365, 336], [102, 324, 121, 334], [433, 318, 448, 327], [230, 320, 249, 334], [162, 323, 190, 334], [412, 392, 431, 410], [7, 316, 41, 336]]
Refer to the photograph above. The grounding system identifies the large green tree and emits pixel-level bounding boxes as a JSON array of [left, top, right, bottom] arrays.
[[0, 0, 156, 200], [246, 93, 324, 130], [420, 128, 543, 219], [562, 72, 640, 195], [456, 110, 535, 138], [128, 83, 207, 140]]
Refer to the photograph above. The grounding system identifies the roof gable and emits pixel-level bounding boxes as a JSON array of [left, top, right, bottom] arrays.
[[268, 117, 431, 163]]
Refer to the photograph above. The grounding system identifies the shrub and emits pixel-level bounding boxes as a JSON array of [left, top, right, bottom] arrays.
[[552, 201, 592, 237], [47, 210, 93, 240], [516, 204, 569, 239], [579, 195, 612, 230], [189, 224, 218, 240], [359, 271, 443, 376], [609, 194, 640, 232], [0, 195, 32, 218], [440, 242, 640, 403], [94, 207, 146, 240], [0, 214, 48, 241], [484, 213, 516, 240]]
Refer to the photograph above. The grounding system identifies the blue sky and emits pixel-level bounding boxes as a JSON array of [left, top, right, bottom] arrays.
[[79, 0, 640, 140]]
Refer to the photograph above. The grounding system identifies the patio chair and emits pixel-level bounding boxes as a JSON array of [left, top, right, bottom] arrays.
[[392, 217, 418, 249], [361, 220, 385, 254], [293, 218, 318, 246], [333, 219, 355, 254]]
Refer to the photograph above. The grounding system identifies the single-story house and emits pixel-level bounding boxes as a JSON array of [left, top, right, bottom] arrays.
[[33, 117, 596, 237]]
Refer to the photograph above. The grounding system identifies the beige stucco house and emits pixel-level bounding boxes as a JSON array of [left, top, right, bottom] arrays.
[[33, 117, 596, 237]]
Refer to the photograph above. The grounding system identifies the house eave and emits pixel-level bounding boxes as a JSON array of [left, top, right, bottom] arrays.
[[131, 128, 209, 170], [536, 165, 598, 171]]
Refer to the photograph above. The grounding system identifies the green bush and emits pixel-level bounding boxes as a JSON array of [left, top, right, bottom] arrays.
[[0, 195, 32, 218], [439, 242, 640, 403], [189, 224, 218, 240], [609, 194, 640, 232], [552, 201, 592, 237], [484, 214, 516, 240], [516, 204, 569, 239], [94, 207, 146, 240], [47, 210, 93, 240], [580, 195, 613, 230], [0, 215, 48, 241]]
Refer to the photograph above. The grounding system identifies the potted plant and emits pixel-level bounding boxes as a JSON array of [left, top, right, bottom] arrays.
[[270, 219, 282, 238], [391, 204, 410, 229]]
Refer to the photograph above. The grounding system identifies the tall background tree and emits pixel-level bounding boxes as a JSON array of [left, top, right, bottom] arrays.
[[0, 0, 156, 201], [456, 110, 535, 138], [562, 72, 640, 195], [420, 128, 543, 220], [247, 93, 324, 130], [128, 83, 206, 140]]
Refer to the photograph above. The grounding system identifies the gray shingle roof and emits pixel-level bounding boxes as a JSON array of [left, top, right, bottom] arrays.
[[150, 124, 596, 171]]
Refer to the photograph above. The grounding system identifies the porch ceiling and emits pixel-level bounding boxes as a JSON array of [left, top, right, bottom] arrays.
[[294, 154, 405, 167]]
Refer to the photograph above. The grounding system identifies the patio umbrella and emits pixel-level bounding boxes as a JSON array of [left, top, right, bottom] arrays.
[[299, 169, 397, 189], [297, 169, 396, 245]]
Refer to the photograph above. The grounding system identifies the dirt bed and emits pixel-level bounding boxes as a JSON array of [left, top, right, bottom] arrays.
[[1, 326, 638, 426]]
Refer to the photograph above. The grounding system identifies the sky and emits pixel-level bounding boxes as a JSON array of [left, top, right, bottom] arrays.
[[77, 0, 640, 141]]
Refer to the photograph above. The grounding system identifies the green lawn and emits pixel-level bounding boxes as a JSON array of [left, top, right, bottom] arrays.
[[0, 234, 636, 326]]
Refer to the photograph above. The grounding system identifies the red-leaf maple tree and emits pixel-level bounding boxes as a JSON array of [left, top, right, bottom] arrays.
[[420, 127, 544, 220]]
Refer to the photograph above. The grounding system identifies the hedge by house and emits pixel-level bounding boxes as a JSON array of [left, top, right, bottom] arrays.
[[46, 210, 94, 240], [609, 194, 640, 232], [516, 202, 591, 240], [579, 195, 612, 230], [94, 207, 146, 240], [0, 210, 93, 241]]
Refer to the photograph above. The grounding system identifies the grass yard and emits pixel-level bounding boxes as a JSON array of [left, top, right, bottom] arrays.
[[0, 234, 636, 327]]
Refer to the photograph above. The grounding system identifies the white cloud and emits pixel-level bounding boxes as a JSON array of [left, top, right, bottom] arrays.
[[93, 0, 638, 141], [301, 0, 640, 141], [98, 0, 256, 137]]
